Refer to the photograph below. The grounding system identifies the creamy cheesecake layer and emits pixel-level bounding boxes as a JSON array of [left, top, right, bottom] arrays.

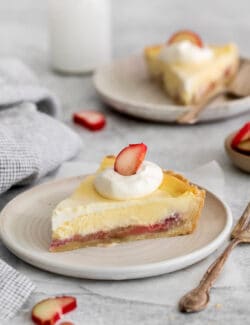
[[52, 192, 201, 240], [50, 214, 185, 251]]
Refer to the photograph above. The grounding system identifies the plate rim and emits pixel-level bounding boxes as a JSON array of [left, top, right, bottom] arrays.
[[0, 176, 233, 280], [93, 54, 250, 123]]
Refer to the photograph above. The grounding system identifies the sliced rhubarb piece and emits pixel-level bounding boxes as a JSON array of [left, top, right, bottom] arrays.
[[167, 30, 203, 48], [114, 143, 147, 176], [73, 111, 106, 131], [231, 122, 250, 150], [31, 296, 77, 325]]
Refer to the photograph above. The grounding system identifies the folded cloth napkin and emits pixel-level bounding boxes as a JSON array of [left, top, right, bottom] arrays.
[[0, 59, 82, 320], [0, 103, 82, 194], [0, 58, 82, 194], [0, 259, 35, 320], [0, 58, 60, 117]]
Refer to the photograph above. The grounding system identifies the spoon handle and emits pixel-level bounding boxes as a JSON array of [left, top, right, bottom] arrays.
[[179, 238, 240, 313], [176, 89, 227, 124], [177, 102, 208, 125]]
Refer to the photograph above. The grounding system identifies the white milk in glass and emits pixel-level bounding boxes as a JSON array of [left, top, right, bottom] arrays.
[[49, 0, 112, 73]]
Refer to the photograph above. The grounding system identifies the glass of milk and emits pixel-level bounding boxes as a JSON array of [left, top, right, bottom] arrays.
[[49, 0, 112, 74]]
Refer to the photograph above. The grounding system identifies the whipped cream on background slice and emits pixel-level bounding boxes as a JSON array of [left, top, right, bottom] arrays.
[[158, 40, 213, 64], [94, 161, 163, 200]]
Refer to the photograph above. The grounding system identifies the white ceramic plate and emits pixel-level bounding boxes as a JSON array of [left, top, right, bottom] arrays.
[[93, 55, 250, 123], [0, 176, 232, 280]]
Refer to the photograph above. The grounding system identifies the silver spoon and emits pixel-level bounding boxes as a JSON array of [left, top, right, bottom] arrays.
[[179, 202, 250, 313]]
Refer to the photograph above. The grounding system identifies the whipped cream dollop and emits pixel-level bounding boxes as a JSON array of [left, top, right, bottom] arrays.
[[158, 40, 213, 64], [94, 161, 163, 200]]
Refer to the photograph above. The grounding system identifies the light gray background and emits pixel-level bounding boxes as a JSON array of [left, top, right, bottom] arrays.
[[0, 0, 249, 324]]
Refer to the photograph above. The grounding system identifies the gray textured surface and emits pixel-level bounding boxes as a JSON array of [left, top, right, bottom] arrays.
[[0, 0, 249, 324]]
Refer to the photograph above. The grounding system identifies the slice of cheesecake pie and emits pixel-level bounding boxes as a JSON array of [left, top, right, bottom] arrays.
[[144, 30, 239, 105], [50, 144, 205, 252]]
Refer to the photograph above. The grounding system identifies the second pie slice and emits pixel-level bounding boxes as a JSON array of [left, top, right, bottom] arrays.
[[144, 30, 239, 105]]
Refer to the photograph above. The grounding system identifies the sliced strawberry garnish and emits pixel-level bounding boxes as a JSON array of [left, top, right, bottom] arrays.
[[231, 122, 250, 150], [167, 30, 203, 48], [73, 111, 106, 131], [114, 143, 147, 176], [31, 296, 77, 325]]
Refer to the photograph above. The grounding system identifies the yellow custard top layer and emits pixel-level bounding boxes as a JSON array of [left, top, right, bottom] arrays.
[[166, 44, 238, 74], [56, 155, 202, 207], [97, 155, 198, 196], [144, 44, 164, 59], [145, 43, 238, 67]]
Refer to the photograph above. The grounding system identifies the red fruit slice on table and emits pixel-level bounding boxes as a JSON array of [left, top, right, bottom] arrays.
[[167, 30, 203, 48], [231, 122, 250, 150], [31, 296, 77, 325], [73, 111, 106, 131], [114, 143, 147, 176]]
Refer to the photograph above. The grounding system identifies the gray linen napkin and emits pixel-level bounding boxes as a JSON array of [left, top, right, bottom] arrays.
[[0, 103, 82, 194], [0, 260, 35, 320], [0, 59, 81, 320], [0, 58, 82, 194], [0, 58, 60, 117]]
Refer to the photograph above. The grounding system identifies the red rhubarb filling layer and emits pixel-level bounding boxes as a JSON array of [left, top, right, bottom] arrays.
[[50, 213, 182, 249]]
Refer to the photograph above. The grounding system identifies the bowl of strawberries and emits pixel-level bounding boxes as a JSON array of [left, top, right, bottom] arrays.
[[225, 122, 250, 173]]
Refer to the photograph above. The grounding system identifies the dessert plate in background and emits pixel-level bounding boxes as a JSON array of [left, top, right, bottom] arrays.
[[0, 176, 232, 280], [93, 55, 250, 123]]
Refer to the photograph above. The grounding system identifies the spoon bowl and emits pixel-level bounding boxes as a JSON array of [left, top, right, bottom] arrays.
[[179, 288, 209, 313]]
